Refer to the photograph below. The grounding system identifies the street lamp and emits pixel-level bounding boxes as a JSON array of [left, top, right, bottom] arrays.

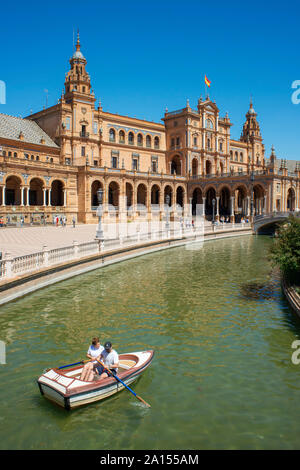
[[95, 188, 104, 240], [250, 171, 254, 220], [165, 194, 170, 231], [212, 198, 216, 224]]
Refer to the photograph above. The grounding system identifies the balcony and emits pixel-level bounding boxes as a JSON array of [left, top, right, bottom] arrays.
[[80, 131, 90, 138]]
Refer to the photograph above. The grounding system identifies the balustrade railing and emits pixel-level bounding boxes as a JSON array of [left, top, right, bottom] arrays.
[[0, 223, 253, 281]]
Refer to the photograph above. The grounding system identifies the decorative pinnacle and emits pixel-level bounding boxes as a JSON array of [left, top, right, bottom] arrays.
[[76, 29, 80, 51]]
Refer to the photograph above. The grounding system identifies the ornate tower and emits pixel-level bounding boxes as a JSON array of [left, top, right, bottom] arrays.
[[63, 31, 94, 101], [240, 99, 265, 168]]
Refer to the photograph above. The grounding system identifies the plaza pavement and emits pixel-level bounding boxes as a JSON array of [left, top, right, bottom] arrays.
[[0, 219, 220, 258], [0, 224, 98, 257]]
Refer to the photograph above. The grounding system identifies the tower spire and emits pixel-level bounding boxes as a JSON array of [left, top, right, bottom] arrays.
[[76, 29, 80, 51]]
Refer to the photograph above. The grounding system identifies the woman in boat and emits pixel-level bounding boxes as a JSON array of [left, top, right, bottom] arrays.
[[95, 341, 119, 380], [80, 337, 104, 381]]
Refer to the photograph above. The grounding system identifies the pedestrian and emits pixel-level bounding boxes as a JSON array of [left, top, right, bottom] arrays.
[[56, 216, 59, 227], [72, 216, 76, 228]]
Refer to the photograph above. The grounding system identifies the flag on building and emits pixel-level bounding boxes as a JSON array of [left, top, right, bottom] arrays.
[[205, 75, 211, 87]]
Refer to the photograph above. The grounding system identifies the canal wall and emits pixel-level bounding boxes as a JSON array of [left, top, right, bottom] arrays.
[[282, 277, 300, 318], [0, 226, 252, 306]]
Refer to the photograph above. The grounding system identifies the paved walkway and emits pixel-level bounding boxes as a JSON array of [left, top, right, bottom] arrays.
[[0, 224, 98, 257], [0, 219, 239, 258]]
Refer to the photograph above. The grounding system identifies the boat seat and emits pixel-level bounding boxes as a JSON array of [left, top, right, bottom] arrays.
[[119, 360, 136, 369]]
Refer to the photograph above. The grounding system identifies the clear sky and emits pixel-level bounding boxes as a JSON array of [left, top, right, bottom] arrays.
[[1, 0, 300, 161]]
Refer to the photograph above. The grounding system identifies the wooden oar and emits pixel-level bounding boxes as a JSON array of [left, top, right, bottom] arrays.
[[57, 359, 91, 370], [96, 359, 151, 408]]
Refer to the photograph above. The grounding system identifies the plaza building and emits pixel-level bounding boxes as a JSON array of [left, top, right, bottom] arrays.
[[0, 34, 299, 225]]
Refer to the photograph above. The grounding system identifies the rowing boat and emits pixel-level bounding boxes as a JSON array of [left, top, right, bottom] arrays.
[[37, 350, 154, 409]]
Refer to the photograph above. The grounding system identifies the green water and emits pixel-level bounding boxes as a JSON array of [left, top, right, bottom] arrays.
[[0, 235, 300, 450]]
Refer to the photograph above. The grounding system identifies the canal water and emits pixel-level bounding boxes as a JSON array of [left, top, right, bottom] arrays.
[[0, 235, 300, 450]]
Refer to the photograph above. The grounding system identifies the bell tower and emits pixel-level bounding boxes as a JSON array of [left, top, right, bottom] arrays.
[[240, 99, 265, 168], [64, 30, 94, 101]]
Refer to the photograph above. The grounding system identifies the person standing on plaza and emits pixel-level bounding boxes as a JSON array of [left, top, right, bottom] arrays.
[[72, 215, 76, 228]]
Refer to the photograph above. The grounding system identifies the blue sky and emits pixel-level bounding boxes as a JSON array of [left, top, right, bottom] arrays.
[[1, 0, 300, 161]]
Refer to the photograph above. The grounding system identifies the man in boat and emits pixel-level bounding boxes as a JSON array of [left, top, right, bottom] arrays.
[[95, 341, 119, 380], [80, 337, 104, 382]]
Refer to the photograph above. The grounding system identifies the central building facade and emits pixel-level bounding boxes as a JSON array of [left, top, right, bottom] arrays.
[[0, 34, 299, 225]]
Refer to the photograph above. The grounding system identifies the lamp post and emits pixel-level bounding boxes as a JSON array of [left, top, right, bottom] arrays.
[[212, 198, 216, 224], [165, 194, 170, 232], [250, 171, 254, 221], [95, 188, 104, 241]]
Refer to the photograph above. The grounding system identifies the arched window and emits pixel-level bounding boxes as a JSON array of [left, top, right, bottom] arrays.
[[206, 119, 213, 129], [14, 152, 17, 158], [240, 152, 243, 162], [219, 141, 223, 152], [146, 135, 151, 148], [154, 136, 160, 149], [109, 128, 116, 142], [128, 132, 134, 145], [230, 151, 233, 161], [235, 151, 238, 161], [137, 133, 143, 146], [119, 130, 125, 143]]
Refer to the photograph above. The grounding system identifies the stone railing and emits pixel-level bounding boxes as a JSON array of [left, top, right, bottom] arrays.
[[0, 223, 251, 281]]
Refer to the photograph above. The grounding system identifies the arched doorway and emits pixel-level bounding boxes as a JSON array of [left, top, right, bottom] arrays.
[[176, 186, 184, 208], [219, 187, 231, 217], [91, 180, 103, 207], [205, 187, 217, 219], [29, 178, 44, 206], [287, 188, 295, 211], [108, 181, 119, 208], [151, 184, 160, 205], [137, 183, 147, 208], [5, 176, 21, 205], [192, 188, 203, 215], [253, 185, 265, 215], [126, 182, 133, 208], [235, 185, 247, 219], [164, 185, 173, 206], [51, 180, 64, 206]]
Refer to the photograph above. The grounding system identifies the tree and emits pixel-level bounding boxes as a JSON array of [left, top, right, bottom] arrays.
[[270, 216, 300, 285]]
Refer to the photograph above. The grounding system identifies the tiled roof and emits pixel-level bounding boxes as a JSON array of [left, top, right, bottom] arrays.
[[0, 113, 58, 148]]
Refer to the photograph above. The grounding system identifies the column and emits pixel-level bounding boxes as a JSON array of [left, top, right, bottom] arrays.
[[230, 196, 235, 222], [247, 196, 250, 217], [216, 196, 220, 220], [26, 187, 29, 206], [202, 197, 206, 217], [63, 189, 67, 207], [2, 186, 5, 206], [43, 189, 47, 206], [48, 189, 52, 206], [264, 195, 267, 214], [21, 186, 24, 206]]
